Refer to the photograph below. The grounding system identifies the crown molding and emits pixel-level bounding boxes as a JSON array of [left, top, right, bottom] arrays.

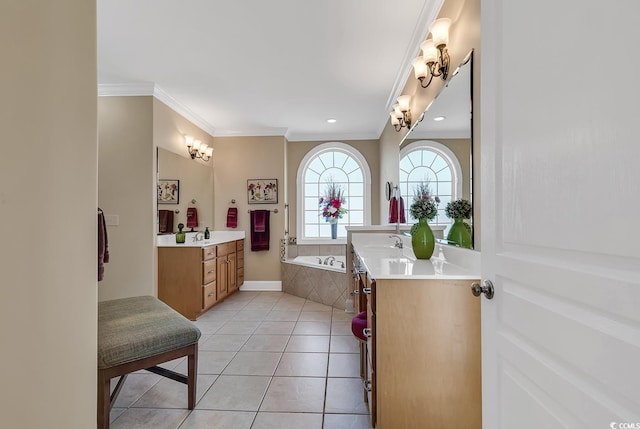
[[97, 82, 155, 96], [98, 83, 217, 136]]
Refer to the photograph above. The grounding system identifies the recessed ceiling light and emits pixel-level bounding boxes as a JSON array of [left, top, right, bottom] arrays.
[[433, 116, 446, 121], [327, 118, 337, 124]]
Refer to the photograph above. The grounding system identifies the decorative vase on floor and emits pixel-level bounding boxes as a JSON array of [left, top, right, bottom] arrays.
[[330, 219, 338, 239], [411, 218, 435, 259], [447, 218, 472, 248]]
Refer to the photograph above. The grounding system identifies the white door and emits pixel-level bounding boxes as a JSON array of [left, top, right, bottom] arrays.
[[480, 1, 640, 428]]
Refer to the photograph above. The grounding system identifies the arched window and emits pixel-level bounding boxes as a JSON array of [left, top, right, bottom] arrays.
[[297, 142, 371, 241], [399, 140, 463, 226]]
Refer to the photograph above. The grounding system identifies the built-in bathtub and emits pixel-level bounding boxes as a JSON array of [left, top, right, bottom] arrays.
[[281, 254, 348, 310]]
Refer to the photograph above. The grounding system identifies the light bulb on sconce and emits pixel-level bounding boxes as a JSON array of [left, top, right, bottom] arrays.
[[389, 95, 412, 132], [185, 135, 213, 161], [412, 17, 451, 88]]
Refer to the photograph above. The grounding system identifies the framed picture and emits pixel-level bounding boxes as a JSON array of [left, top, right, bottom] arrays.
[[247, 179, 278, 204], [158, 179, 180, 204]]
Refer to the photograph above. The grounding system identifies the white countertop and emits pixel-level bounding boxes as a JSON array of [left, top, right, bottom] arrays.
[[157, 231, 245, 247], [351, 233, 480, 280]]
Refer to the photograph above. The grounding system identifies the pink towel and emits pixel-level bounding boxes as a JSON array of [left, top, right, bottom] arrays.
[[186, 207, 198, 229], [250, 210, 270, 251], [226, 207, 238, 228]]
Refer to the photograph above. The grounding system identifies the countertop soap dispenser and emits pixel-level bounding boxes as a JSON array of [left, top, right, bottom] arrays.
[[204, 227, 210, 239]]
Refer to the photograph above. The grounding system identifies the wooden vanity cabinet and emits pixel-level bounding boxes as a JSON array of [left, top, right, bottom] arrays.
[[357, 255, 481, 428], [158, 239, 242, 320]]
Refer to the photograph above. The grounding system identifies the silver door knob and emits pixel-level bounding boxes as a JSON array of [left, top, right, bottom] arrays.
[[471, 280, 494, 299]]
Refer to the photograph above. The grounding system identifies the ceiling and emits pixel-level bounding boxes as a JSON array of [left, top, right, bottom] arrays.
[[97, 0, 443, 141]]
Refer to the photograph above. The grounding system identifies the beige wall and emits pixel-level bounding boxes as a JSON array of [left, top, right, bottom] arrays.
[[98, 96, 157, 301], [158, 148, 214, 232], [287, 139, 381, 238], [212, 136, 286, 282], [0, 1, 98, 426], [379, 0, 480, 244]]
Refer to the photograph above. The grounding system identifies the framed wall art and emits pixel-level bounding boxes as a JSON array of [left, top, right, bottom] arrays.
[[247, 179, 278, 204], [158, 179, 180, 204]]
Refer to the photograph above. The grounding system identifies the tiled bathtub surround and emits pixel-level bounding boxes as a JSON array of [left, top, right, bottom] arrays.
[[109, 292, 370, 429], [281, 243, 349, 310], [281, 262, 348, 310]]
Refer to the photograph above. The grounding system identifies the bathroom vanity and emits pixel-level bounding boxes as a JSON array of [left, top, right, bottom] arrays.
[[157, 231, 245, 320], [351, 233, 481, 429]]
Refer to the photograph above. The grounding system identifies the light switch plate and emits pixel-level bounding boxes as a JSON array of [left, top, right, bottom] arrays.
[[104, 214, 119, 226]]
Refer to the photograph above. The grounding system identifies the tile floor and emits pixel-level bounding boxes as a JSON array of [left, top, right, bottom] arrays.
[[110, 291, 371, 429]]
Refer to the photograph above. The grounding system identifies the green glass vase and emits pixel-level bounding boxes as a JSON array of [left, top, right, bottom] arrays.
[[447, 218, 472, 249], [175, 223, 186, 244], [411, 218, 435, 259]]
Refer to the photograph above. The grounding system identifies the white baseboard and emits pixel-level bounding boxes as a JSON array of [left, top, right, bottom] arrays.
[[239, 281, 282, 292]]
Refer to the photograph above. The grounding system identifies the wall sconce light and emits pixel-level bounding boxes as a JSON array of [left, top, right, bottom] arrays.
[[412, 18, 451, 88], [185, 135, 213, 161], [390, 95, 412, 132]]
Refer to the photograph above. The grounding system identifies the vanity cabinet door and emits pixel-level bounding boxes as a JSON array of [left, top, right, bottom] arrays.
[[227, 252, 237, 293], [216, 256, 228, 300]]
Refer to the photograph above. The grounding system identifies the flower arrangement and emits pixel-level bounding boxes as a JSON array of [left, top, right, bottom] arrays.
[[319, 180, 347, 222], [409, 182, 440, 221], [445, 199, 472, 220]]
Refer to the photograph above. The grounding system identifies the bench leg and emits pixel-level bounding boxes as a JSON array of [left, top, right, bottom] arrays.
[[97, 370, 111, 429], [188, 345, 198, 409]]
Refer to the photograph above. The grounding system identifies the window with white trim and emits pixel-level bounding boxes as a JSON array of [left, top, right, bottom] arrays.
[[399, 140, 462, 226], [297, 143, 371, 240]]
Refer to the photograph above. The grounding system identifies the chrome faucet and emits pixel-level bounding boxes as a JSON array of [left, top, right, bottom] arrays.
[[331, 260, 345, 269], [193, 231, 204, 242], [323, 256, 335, 265], [316, 257, 323, 264], [389, 234, 403, 249]]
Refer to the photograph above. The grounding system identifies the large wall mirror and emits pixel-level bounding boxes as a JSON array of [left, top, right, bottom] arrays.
[[400, 50, 474, 248], [157, 147, 214, 235]]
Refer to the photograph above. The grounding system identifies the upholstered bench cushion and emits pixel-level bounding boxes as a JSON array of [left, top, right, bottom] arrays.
[[98, 296, 201, 369]]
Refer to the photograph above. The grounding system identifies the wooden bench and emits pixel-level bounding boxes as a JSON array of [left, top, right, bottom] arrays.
[[97, 296, 201, 429]]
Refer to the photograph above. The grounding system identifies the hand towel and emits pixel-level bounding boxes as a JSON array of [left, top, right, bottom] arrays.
[[158, 210, 174, 233], [389, 196, 398, 223], [250, 210, 270, 251], [98, 209, 110, 281], [253, 209, 267, 233], [226, 207, 238, 228], [186, 207, 198, 229], [389, 196, 407, 224]]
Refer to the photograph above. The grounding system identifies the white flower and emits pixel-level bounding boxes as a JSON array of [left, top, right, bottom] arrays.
[[329, 207, 337, 214]]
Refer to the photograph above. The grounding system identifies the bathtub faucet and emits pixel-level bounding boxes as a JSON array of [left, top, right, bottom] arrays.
[[331, 260, 345, 269], [323, 256, 335, 265]]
